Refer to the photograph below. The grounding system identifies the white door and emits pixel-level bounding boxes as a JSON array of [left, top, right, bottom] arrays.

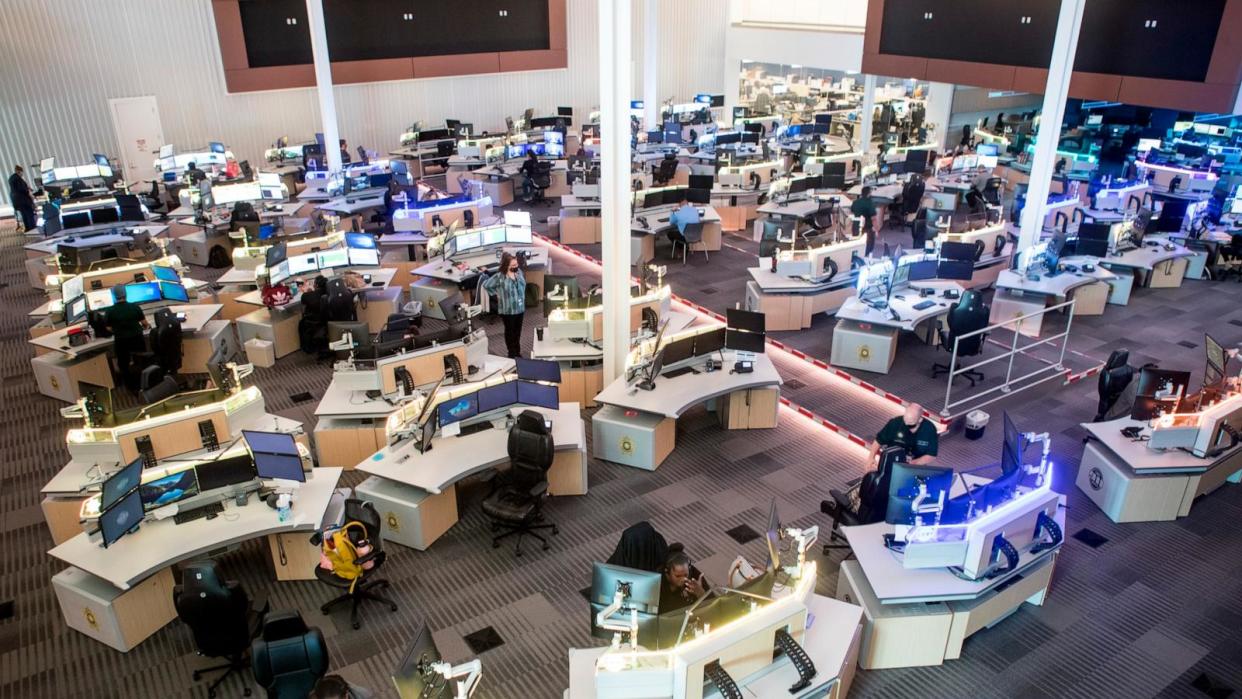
[[108, 96, 164, 184]]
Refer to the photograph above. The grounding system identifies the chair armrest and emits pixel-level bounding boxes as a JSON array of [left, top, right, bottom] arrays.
[[529, 481, 549, 498], [828, 488, 855, 511]]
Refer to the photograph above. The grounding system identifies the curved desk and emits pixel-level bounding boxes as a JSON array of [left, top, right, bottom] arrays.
[[354, 403, 587, 550], [1102, 239, 1195, 289], [993, 257, 1119, 326], [592, 353, 781, 470], [830, 282, 962, 374]]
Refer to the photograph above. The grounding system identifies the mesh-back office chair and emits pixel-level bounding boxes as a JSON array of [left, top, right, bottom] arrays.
[[653, 156, 678, 186], [982, 177, 1004, 208], [481, 410, 558, 555], [138, 308, 183, 403], [932, 290, 990, 386], [250, 611, 328, 699], [820, 447, 900, 553], [668, 222, 708, 264], [174, 561, 268, 698], [525, 162, 554, 207], [314, 499, 398, 630], [802, 200, 838, 242], [1094, 350, 1135, 421], [324, 278, 357, 322]]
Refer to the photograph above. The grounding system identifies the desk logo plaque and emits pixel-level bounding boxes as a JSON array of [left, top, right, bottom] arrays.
[[858, 346, 871, 362], [619, 436, 634, 455], [83, 608, 98, 630], [386, 512, 401, 533], [1088, 467, 1103, 490]]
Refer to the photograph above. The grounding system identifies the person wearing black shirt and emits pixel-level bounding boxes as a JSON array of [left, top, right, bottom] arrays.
[[8, 165, 35, 232], [868, 402, 938, 466], [184, 162, 207, 186], [519, 151, 539, 199], [658, 549, 708, 615]]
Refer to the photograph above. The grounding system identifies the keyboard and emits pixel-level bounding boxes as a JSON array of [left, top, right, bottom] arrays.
[[662, 366, 699, 379], [912, 300, 937, 311], [458, 422, 495, 437], [174, 501, 225, 525]]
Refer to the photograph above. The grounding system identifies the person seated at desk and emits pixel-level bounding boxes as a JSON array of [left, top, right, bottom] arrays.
[[105, 284, 150, 388], [606, 522, 709, 615], [299, 275, 330, 356], [519, 151, 540, 198], [311, 674, 374, 699], [668, 195, 700, 234], [184, 161, 207, 186], [850, 186, 878, 256], [867, 402, 938, 467]]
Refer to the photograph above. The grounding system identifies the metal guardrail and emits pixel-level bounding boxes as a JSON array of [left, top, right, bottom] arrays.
[[941, 298, 1076, 418]]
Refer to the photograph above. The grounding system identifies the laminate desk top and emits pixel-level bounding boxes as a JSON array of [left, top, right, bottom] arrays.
[[1081, 417, 1238, 474], [595, 352, 781, 418], [315, 188, 388, 215], [315, 355, 515, 419], [235, 267, 397, 307], [748, 264, 856, 293], [1101, 241, 1195, 270], [996, 258, 1117, 297], [166, 202, 303, 223], [49, 467, 342, 590], [835, 281, 964, 332], [530, 311, 696, 361], [28, 277, 210, 318], [412, 247, 549, 284], [357, 403, 584, 494], [630, 205, 722, 236], [30, 303, 223, 357], [842, 501, 1065, 603], [24, 225, 170, 255]]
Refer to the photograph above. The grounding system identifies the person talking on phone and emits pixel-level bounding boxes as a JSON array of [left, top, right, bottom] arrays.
[[482, 251, 528, 358], [660, 549, 708, 614]]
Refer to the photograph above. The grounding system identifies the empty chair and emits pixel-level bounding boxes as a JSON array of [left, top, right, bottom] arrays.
[[174, 561, 267, 697], [982, 177, 1004, 207], [231, 201, 261, 233], [250, 611, 329, 698], [481, 410, 558, 555], [525, 162, 554, 206], [315, 499, 398, 630], [653, 155, 678, 186], [931, 290, 990, 386], [803, 200, 837, 238], [1095, 349, 1135, 421], [1215, 234, 1242, 281]]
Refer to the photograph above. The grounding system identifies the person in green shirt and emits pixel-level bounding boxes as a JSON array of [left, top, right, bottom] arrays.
[[850, 186, 878, 256], [481, 252, 528, 358], [868, 402, 938, 467], [104, 285, 149, 385]]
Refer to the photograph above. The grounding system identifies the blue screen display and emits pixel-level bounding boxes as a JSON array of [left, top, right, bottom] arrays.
[[100, 489, 144, 547], [517, 381, 558, 409], [151, 265, 179, 282], [437, 394, 479, 426], [123, 282, 161, 304], [159, 282, 188, 302]]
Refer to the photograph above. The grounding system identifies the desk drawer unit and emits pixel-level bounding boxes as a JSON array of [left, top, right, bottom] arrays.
[[182, 320, 238, 374], [32, 351, 114, 403], [53, 566, 177, 652], [1069, 281, 1109, 316], [718, 387, 780, 430], [835, 560, 954, 669], [1076, 440, 1192, 522], [592, 405, 676, 471], [830, 319, 898, 373], [988, 290, 1045, 338], [1102, 267, 1134, 304], [355, 476, 459, 551], [1148, 257, 1188, 288]]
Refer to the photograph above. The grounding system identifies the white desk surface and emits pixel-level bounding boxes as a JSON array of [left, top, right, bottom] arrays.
[[377, 232, 429, 248], [49, 467, 342, 590], [315, 356, 515, 419], [842, 502, 1065, 603], [30, 304, 223, 357], [315, 188, 387, 215], [996, 260, 1117, 297], [28, 277, 210, 318], [531, 311, 695, 361], [757, 198, 827, 218], [835, 282, 963, 332], [559, 195, 602, 211], [564, 594, 862, 699], [357, 403, 584, 494], [166, 202, 302, 223], [217, 267, 259, 285], [1081, 417, 1229, 473], [412, 247, 549, 284], [1102, 241, 1195, 271], [236, 267, 397, 307], [631, 205, 722, 236], [748, 264, 855, 293], [24, 225, 170, 255], [595, 352, 781, 418]]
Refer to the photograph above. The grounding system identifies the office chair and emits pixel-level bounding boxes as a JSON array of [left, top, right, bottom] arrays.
[[653, 156, 678, 186], [931, 290, 989, 386], [820, 452, 897, 553], [250, 611, 329, 699], [239, 160, 254, 179], [315, 499, 397, 630], [324, 278, 357, 322], [1094, 349, 1135, 421], [137, 308, 183, 403], [982, 177, 1004, 207], [668, 222, 708, 264], [524, 162, 554, 207], [902, 177, 925, 225], [173, 561, 268, 698], [803, 200, 837, 239], [481, 410, 558, 555], [1215, 234, 1242, 281], [462, 209, 475, 228], [231, 201, 261, 233], [911, 219, 931, 250]]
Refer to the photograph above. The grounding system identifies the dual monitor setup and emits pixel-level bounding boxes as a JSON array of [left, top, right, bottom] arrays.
[[40, 153, 113, 184], [857, 243, 974, 310], [94, 430, 305, 548], [634, 178, 715, 208], [266, 232, 380, 286], [443, 213, 534, 258], [505, 131, 566, 160], [1131, 333, 1227, 423], [62, 265, 186, 324], [55, 194, 147, 230], [631, 309, 766, 389]]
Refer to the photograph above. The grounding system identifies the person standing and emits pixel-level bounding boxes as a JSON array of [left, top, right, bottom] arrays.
[[482, 252, 527, 358], [104, 285, 150, 387], [9, 165, 36, 232], [851, 186, 879, 256], [41, 188, 63, 237]]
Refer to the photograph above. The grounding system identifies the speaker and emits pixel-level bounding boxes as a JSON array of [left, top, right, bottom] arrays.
[[198, 420, 219, 451], [135, 435, 157, 469]]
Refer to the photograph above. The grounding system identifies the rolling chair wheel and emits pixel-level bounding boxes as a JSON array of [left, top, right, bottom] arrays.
[[543, 542, 551, 551], [390, 604, 399, 612], [352, 621, 361, 630], [193, 671, 202, 680], [516, 549, 524, 557], [552, 526, 559, 536], [321, 605, 331, 615]]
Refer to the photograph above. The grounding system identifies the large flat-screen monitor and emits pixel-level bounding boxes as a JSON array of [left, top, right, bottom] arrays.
[[517, 381, 558, 409], [101, 457, 143, 511], [196, 454, 256, 492], [939, 241, 977, 262], [591, 563, 661, 614], [242, 430, 305, 482], [693, 327, 725, 356], [515, 357, 561, 383], [726, 308, 765, 333], [725, 328, 765, 353], [886, 464, 954, 526], [437, 394, 479, 427], [140, 466, 200, 510], [476, 381, 518, 414], [100, 489, 144, 548], [1131, 368, 1192, 420]]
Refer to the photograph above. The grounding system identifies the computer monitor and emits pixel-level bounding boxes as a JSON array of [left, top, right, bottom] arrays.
[[288, 253, 318, 276], [517, 381, 559, 409], [1001, 412, 1023, 476], [1153, 199, 1189, 232], [662, 188, 684, 206], [242, 430, 305, 482], [889, 262, 911, 293], [124, 282, 161, 305], [101, 457, 143, 511], [1076, 238, 1109, 257], [151, 265, 180, 283], [1205, 333, 1227, 386], [885, 464, 954, 526], [590, 563, 662, 614], [686, 188, 710, 205], [317, 248, 349, 270], [159, 282, 188, 303], [689, 175, 713, 190], [725, 328, 765, 353], [660, 335, 695, 366], [209, 141, 225, 154], [437, 393, 479, 427], [693, 327, 725, 356], [100, 488, 144, 548], [937, 260, 973, 281], [62, 211, 92, 229], [392, 623, 448, 698], [140, 465, 200, 510], [196, 454, 256, 492], [515, 357, 561, 383], [908, 259, 938, 281], [642, 191, 663, 209], [92, 207, 120, 225], [789, 178, 809, 195], [476, 381, 518, 414], [939, 241, 977, 262], [1132, 368, 1192, 420], [726, 308, 765, 334], [65, 294, 89, 324]]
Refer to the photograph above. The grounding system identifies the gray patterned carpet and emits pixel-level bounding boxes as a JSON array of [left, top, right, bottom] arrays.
[[2, 202, 1241, 699]]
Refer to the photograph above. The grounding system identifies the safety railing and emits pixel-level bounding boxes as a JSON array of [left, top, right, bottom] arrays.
[[941, 298, 1076, 418]]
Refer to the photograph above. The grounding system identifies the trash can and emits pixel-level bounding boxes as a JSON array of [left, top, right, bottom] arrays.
[[964, 410, 989, 440]]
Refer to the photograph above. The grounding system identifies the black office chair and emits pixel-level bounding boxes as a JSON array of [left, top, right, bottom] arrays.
[[481, 410, 558, 555], [240, 160, 254, 179], [250, 611, 329, 699], [931, 290, 990, 386], [138, 308, 183, 403], [231, 201, 261, 233], [821, 446, 901, 553], [462, 209, 475, 228], [525, 162, 554, 206], [174, 561, 268, 697], [668, 222, 708, 264], [324, 277, 357, 322], [315, 499, 398, 630], [902, 177, 925, 225], [802, 200, 837, 240], [653, 156, 678, 186], [1215, 234, 1242, 281], [982, 177, 1004, 207], [1094, 349, 1135, 421]]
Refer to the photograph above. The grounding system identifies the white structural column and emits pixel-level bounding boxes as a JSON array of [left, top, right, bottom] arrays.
[[643, 0, 659, 130], [859, 74, 877, 153], [599, 0, 634, 384], [1017, 0, 1087, 252], [306, 0, 342, 174], [924, 82, 955, 152]]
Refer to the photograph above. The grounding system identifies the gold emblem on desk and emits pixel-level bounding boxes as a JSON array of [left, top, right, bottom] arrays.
[[386, 512, 401, 532], [619, 436, 634, 455], [858, 346, 871, 361], [49, 375, 60, 390], [83, 608, 98, 630]]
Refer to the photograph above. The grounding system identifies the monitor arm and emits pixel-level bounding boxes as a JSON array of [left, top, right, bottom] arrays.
[[1022, 431, 1052, 487], [328, 331, 356, 354], [910, 480, 946, 528], [228, 361, 255, 385], [430, 659, 482, 699], [60, 398, 89, 423], [781, 526, 819, 579], [595, 586, 639, 652]]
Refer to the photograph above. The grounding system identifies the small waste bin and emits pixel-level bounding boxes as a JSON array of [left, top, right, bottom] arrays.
[[964, 410, 989, 440]]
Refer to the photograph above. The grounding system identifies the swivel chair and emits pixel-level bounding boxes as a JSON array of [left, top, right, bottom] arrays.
[[820, 448, 899, 553], [802, 200, 838, 241], [668, 222, 708, 264], [525, 162, 554, 207], [138, 308, 183, 403], [174, 561, 268, 697], [931, 290, 989, 386], [1215, 234, 1242, 281], [653, 156, 678, 186], [1094, 349, 1134, 421], [324, 278, 357, 322], [314, 499, 398, 630], [481, 410, 558, 556], [250, 611, 329, 698], [231, 202, 260, 233], [462, 209, 475, 228]]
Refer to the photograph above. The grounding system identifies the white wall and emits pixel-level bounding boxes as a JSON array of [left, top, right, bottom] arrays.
[[733, 0, 868, 29], [0, 0, 726, 205]]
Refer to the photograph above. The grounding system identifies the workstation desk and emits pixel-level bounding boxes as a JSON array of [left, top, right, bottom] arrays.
[[315, 186, 388, 216], [450, 159, 571, 205], [743, 235, 868, 331], [556, 194, 605, 245], [49, 467, 342, 652], [392, 196, 494, 234], [23, 224, 171, 289], [1077, 417, 1242, 523], [355, 403, 587, 550], [831, 281, 965, 374], [408, 246, 550, 320], [166, 202, 317, 268], [592, 353, 781, 471], [708, 185, 764, 232], [1100, 237, 1196, 290], [751, 193, 856, 242], [630, 204, 723, 264], [836, 497, 1065, 669], [992, 258, 1120, 336]]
